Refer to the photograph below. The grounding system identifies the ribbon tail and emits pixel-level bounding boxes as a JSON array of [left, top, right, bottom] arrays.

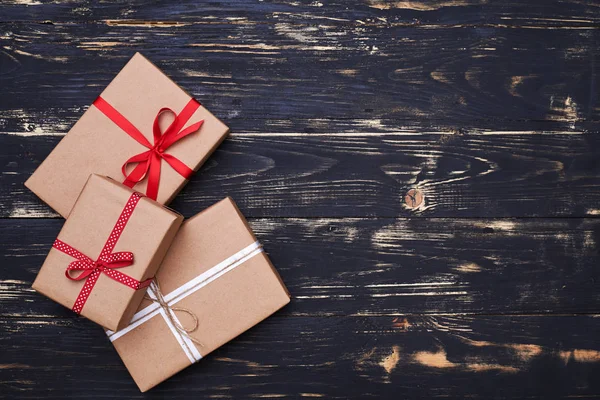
[[161, 153, 194, 180], [122, 151, 152, 187], [72, 269, 102, 314], [176, 99, 201, 131], [161, 120, 204, 149], [103, 269, 149, 290], [123, 163, 148, 188], [145, 151, 162, 200], [163, 99, 200, 137]]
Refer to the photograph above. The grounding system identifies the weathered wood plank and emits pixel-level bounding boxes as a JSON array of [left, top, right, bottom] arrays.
[[1, 2, 599, 398], [1, 314, 599, 398], [0, 20, 597, 126], [1, 0, 600, 27], [2, 115, 599, 138], [2, 217, 599, 317], [3, 132, 600, 218]]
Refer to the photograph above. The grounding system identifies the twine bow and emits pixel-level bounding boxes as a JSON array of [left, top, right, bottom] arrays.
[[93, 96, 204, 200], [107, 241, 265, 364], [146, 280, 203, 347]]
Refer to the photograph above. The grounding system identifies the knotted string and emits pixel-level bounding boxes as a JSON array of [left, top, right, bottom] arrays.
[[107, 241, 266, 365], [145, 280, 203, 347]]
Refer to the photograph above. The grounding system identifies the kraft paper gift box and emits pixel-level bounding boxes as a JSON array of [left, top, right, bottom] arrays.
[[25, 52, 229, 218], [106, 197, 290, 392], [32, 174, 183, 332]]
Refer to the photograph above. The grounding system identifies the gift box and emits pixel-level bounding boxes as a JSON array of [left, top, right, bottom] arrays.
[[32, 174, 184, 331], [25, 52, 229, 218], [106, 197, 290, 392]]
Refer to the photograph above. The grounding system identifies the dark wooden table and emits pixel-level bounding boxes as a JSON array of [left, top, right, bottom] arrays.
[[1, 1, 600, 398]]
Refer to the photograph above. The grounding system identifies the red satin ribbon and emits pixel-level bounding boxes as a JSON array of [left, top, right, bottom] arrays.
[[92, 96, 204, 200], [52, 192, 152, 314]]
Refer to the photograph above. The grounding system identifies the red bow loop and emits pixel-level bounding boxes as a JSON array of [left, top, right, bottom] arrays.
[[65, 260, 97, 281], [98, 251, 135, 269], [121, 150, 153, 185], [153, 107, 178, 146], [93, 96, 203, 200]]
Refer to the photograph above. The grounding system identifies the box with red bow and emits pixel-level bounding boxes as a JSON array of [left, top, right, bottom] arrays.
[[25, 52, 229, 218], [32, 174, 183, 331]]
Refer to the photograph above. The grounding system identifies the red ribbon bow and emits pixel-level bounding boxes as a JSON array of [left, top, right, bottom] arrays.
[[93, 96, 204, 200], [53, 192, 152, 314], [64, 248, 134, 281]]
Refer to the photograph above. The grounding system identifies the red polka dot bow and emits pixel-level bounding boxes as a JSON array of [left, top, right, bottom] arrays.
[[62, 245, 134, 282], [93, 96, 204, 201], [52, 192, 152, 314]]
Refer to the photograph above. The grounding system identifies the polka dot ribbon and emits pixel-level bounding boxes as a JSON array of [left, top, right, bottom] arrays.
[[52, 192, 153, 314], [92, 96, 204, 201]]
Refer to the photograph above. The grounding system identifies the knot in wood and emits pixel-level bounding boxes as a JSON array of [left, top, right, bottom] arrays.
[[404, 189, 423, 209]]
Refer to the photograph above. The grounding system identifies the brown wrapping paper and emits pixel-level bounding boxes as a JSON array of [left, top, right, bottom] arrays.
[[25, 52, 229, 218], [32, 174, 184, 331], [108, 197, 290, 392]]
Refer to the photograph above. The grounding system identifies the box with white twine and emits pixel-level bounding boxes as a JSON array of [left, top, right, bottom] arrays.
[[106, 197, 290, 392]]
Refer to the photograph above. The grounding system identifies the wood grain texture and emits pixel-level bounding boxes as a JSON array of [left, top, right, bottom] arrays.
[[1, 0, 600, 398], [2, 0, 600, 24], [1, 314, 600, 398], [2, 217, 599, 317], [0, 9, 598, 127], [3, 131, 600, 218]]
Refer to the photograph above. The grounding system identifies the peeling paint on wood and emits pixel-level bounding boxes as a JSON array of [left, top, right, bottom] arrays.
[[379, 346, 400, 374], [560, 349, 600, 363]]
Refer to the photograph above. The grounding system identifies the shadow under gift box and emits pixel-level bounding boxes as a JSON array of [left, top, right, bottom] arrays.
[[32, 174, 184, 332], [106, 197, 290, 392], [25, 52, 230, 218]]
